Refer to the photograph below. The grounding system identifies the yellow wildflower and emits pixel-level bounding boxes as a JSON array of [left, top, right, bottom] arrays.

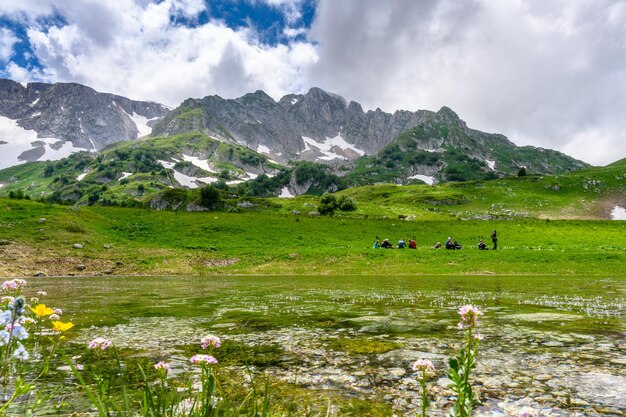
[[52, 321, 74, 332], [31, 304, 54, 317]]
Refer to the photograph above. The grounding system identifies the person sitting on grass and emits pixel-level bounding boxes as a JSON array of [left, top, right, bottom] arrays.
[[397, 239, 406, 249], [446, 237, 462, 250], [433, 241, 441, 249], [478, 240, 488, 250], [373, 239, 381, 249], [409, 239, 417, 249], [381, 238, 393, 249]]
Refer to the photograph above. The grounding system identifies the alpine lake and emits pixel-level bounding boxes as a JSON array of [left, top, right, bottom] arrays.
[[13, 275, 626, 416]]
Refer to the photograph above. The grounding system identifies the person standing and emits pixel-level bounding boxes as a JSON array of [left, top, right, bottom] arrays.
[[491, 230, 498, 250]]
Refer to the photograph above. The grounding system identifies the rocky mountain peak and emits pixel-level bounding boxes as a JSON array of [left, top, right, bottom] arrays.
[[278, 93, 304, 108], [436, 106, 460, 121], [434, 106, 467, 130], [238, 90, 275, 104], [298, 87, 346, 110], [0, 78, 170, 169]]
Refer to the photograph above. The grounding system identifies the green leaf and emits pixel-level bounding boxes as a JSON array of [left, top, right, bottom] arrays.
[[448, 357, 459, 371]]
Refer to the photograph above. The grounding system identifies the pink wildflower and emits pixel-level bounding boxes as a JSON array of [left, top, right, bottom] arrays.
[[88, 337, 112, 350], [49, 314, 60, 321], [37, 291, 48, 297], [457, 305, 483, 329], [412, 359, 436, 379], [21, 317, 36, 325], [1, 296, 15, 304], [53, 308, 63, 315], [189, 354, 218, 365], [519, 408, 539, 417], [201, 335, 221, 350], [2, 279, 26, 293], [154, 361, 171, 373]]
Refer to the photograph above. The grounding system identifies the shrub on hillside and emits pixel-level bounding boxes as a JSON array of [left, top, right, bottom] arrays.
[[200, 185, 222, 209], [318, 194, 357, 215], [337, 195, 357, 212], [318, 194, 337, 215], [8, 189, 30, 200]]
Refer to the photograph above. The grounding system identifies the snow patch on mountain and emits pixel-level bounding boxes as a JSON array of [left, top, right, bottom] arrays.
[[77, 172, 88, 181], [158, 160, 217, 188], [0, 115, 82, 170], [611, 206, 626, 220], [300, 134, 365, 161], [256, 144, 271, 154], [119, 172, 133, 181], [181, 154, 216, 173], [485, 159, 496, 170], [157, 160, 175, 169], [407, 174, 435, 185], [112, 100, 158, 138], [130, 113, 158, 137], [279, 187, 294, 198]]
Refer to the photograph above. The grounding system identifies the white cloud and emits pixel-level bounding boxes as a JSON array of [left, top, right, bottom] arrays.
[[4, 62, 40, 82], [0, 0, 56, 17], [8, 0, 317, 106], [3, 0, 626, 165], [0, 28, 19, 62], [304, 0, 626, 165]]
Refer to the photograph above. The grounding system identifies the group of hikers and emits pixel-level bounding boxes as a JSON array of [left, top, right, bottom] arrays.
[[374, 230, 498, 250]]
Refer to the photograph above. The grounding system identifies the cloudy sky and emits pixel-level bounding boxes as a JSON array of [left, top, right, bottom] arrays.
[[1, 0, 625, 165]]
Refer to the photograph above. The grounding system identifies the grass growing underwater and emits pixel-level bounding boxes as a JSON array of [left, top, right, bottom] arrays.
[[1, 274, 623, 416]]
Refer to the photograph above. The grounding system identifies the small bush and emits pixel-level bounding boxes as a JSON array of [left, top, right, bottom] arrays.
[[200, 185, 222, 208], [337, 195, 357, 212], [318, 194, 337, 215]]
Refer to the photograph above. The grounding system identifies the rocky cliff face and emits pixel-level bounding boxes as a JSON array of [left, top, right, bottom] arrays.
[[152, 87, 588, 181], [0, 79, 169, 168], [152, 87, 433, 164]]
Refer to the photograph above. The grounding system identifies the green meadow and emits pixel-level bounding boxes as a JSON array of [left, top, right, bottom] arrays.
[[0, 198, 624, 277]]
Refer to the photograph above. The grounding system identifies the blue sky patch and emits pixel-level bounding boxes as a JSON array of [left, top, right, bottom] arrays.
[[206, 0, 315, 44]]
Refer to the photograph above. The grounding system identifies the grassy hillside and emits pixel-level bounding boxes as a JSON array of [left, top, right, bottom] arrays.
[[1, 154, 623, 221], [259, 162, 625, 222], [0, 198, 624, 278], [608, 157, 626, 167], [338, 164, 626, 220], [346, 110, 588, 185], [0, 132, 283, 205]]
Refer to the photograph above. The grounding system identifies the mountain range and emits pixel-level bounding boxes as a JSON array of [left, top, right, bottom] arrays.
[[0, 79, 169, 169], [0, 78, 592, 200]]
